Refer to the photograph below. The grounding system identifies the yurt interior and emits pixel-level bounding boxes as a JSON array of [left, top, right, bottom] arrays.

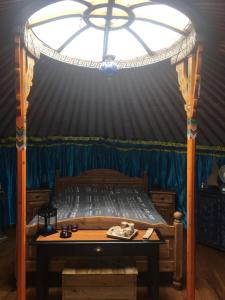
[[0, 1, 225, 300]]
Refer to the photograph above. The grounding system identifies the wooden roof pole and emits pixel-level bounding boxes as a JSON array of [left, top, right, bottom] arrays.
[[176, 44, 203, 300], [15, 32, 35, 300]]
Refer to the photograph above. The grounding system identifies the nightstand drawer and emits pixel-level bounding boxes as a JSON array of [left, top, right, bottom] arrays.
[[150, 190, 176, 225], [27, 190, 50, 203], [151, 193, 175, 204], [26, 189, 50, 223], [152, 202, 175, 209]]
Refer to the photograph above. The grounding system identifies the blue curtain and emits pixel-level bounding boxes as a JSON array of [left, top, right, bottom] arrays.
[[0, 139, 224, 225], [0, 147, 16, 226]]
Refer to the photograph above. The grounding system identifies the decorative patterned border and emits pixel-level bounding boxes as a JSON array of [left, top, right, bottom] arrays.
[[24, 24, 196, 69], [1, 136, 225, 156], [16, 125, 27, 150], [187, 119, 197, 139]]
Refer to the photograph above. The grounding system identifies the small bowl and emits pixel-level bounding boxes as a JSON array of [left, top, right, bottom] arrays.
[[60, 230, 72, 239], [71, 225, 78, 232]]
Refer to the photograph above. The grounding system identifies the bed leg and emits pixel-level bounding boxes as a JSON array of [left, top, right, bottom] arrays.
[[173, 211, 183, 289]]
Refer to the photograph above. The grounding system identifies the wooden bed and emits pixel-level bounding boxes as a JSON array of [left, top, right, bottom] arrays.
[[26, 169, 183, 288]]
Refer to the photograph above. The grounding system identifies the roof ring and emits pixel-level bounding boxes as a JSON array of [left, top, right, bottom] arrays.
[[24, 0, 196, 69]]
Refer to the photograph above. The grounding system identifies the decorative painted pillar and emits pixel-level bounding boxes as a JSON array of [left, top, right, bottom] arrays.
[[15, 31, 35, 300], [176, 44, 203, 300]]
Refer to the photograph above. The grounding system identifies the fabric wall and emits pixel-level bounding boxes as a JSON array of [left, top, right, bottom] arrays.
[[0, 138, 224, 226]]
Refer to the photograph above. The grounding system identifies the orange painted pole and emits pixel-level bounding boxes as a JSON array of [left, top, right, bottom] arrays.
[[186, 46, 202, 300], [176, 44, 203, 300], [16, 151, 26, 300], [15, 34, 26, 300], [186, 135, 196, 300]]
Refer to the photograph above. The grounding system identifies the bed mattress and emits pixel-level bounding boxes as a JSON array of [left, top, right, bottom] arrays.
[[29, 186, 166, 225]]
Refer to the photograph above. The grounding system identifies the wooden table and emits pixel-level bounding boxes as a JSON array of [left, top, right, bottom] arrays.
[[33, 229, 164, 300]]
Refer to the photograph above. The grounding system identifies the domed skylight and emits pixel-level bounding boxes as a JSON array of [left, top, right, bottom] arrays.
[[24, 0, 196, 68]]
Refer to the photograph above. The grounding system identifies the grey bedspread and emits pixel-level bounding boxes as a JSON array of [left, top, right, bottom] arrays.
[[29, 186, 166, 225]]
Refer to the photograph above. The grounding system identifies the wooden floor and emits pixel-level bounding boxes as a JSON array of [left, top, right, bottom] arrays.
[[0, 228, 225, 300]]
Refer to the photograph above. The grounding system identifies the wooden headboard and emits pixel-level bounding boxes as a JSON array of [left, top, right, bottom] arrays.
[[55, 169, 148, 195]]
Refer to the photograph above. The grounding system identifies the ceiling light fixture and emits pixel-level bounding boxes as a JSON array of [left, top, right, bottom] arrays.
[[100, 54, 119, 75]]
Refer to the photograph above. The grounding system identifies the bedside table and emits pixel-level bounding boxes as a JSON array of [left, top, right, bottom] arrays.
[[26, 189, 50, 223], [149, 190, 176, 224]]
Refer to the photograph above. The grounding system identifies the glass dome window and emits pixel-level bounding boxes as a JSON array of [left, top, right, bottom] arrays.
[[25, 0, 196, 69]]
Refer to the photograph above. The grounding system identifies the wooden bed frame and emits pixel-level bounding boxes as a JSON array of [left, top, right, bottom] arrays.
[[26, 169, 183, 288], [55, 169, 149, 194]]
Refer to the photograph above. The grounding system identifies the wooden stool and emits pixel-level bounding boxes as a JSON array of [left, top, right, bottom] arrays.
[[62, 259, 138, 300]]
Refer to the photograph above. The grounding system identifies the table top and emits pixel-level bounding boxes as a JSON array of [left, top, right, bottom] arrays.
[[35, 229, 163, 244]]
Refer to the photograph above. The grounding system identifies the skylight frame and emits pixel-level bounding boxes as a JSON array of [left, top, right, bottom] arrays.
[[24, 0, 196, 68]]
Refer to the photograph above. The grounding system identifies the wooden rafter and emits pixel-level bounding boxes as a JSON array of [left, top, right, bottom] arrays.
[[15, 30, 36, 300], [176, 43, 203, 300]]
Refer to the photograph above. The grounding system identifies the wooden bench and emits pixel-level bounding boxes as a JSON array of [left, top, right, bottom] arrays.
[[62, 259, 138, 300]]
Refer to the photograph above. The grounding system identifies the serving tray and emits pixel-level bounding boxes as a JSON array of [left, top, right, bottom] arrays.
[[106, 228, 138, 240]]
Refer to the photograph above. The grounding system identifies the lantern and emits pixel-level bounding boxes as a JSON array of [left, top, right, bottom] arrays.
[[37, 206, 57, 236], [100, 54, 119, 76]]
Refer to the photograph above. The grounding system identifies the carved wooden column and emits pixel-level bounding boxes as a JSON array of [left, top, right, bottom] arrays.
[[15, 32, 35, 300], [176, 44, 203, 300]]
